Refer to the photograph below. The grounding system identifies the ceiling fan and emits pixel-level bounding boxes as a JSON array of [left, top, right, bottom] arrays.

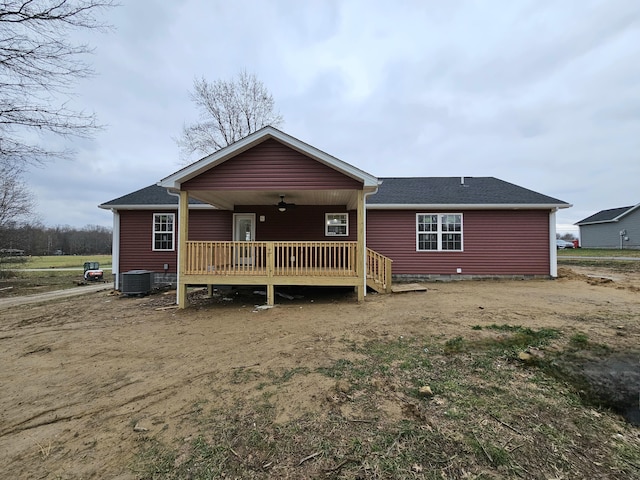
[[276, 195, 295, 212]]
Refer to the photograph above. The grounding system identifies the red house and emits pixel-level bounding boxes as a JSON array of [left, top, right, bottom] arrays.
[[99, 127, 571, 308]]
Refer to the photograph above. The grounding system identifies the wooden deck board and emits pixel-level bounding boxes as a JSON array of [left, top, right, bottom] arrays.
[[391, 283, 427, 293]]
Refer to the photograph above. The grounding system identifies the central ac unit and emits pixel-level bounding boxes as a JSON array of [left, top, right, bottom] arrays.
[[121, 270, 153, 295]]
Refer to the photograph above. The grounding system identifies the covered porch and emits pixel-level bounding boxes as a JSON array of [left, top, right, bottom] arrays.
[[157, 127, 390, 308], [174, 192, 392, 308]]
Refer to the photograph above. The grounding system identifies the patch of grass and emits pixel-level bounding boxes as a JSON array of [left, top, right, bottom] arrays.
[[0, 269, 113, 296], [484, 324, 560, 352], [8, 254, 112, 269], [470, 354, 494, 370], [557, 248, 640, 258], [441, 325, 560, 358], [230, 367, 261, 384], [316, 358, 354, 379], [0, 256, 28, 266], [558, 258, 640, 274], [271, 366, 311, 383], [131, 436, 175, 477], [319, 361, 364, 385], [470, 433, 511, 467], [444, 336, 466, 353], [0, 268, 17, 279], [0, 255, 115, 296], [614, 442, 640, 473], [570, 332, 589, 347], [134, 334, 640, 480]]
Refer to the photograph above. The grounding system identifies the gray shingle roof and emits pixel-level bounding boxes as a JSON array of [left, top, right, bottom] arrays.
[[575, 205, 635, 225], [101, 178, 569, 209], [99, 184, 205, 208], [368, 177, 569, 206]]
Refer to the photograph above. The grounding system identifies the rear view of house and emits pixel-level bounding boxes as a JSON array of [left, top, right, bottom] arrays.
[[576, 204, 640, 249], [99, 127, 571, 308]]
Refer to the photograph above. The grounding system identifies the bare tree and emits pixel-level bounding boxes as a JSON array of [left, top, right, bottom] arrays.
[[0, 0, 115, 169], [177, 71, 283, 161], [0, 166, 36, 229]]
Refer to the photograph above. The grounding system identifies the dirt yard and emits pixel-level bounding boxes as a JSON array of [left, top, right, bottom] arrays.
[[1, 266, 639, 479]]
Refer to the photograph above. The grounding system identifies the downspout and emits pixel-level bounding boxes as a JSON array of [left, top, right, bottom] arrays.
[[111, 209, 120, 290], [363, 182, 381, 296], [549, 209, 558, 278]]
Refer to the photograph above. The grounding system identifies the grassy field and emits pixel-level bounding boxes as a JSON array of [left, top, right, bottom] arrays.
[[0, 255, 113, 295], [557, 249, 640, 273], [558, 248, 640, 257], [1, 254, 112, 269]]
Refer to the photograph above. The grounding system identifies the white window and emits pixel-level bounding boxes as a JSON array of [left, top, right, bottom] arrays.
[[325, 213, 348, 236], [153, 213, 175, 251], [417, 213, 463, 251]]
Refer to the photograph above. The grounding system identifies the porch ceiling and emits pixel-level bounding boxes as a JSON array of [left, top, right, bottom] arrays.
[[187, 189, 360, 210]]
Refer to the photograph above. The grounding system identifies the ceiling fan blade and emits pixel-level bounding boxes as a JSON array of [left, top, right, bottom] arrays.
[[274, 195, 296, 210]]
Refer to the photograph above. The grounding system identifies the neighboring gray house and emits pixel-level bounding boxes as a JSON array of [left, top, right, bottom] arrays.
[[576, 203, 640, 249]]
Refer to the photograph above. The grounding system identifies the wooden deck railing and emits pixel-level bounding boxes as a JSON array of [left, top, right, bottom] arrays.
[[184, 241, 358, 277], [366, 248, 393, 293]]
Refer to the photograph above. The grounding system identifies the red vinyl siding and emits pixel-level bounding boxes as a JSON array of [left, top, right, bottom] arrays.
[[119, 210, 178, 273], [183, 139, 362, 190], [237, 205, 356, 241], [119, 208, 550, 277], [366, 210, 551, 275], [118, 207, 353, 274], [118, 210, 231, 273], [189, 210, 233, 241]]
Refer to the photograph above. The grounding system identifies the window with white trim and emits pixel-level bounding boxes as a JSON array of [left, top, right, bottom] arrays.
[[153, 213, 175, 251], [325, 213, 348, 236], [417, 213, 463, 251]]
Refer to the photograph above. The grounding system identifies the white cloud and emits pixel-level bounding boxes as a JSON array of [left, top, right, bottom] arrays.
[[20, 0, 640, 229]]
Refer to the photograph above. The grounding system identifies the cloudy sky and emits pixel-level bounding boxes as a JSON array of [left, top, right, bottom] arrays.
[[27, 0, 640, 235]]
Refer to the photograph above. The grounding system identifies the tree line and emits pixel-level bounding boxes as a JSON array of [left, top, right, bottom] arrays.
[[0, 223, 111, 256], [1, 2, 281, 235]]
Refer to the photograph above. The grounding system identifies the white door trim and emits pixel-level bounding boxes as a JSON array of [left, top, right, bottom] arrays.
[[233, 213, 256, 266], [233, 213, 256, 241]]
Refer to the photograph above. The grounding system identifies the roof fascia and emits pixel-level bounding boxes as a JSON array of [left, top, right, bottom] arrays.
[[158, 127, 378, 189], [576, 219, 616, 226], [98, 204, 216, 211], [367, 203, 572, 210], [576, 202, 640, 225]]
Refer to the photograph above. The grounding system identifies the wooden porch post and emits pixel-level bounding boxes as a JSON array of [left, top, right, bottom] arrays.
[[356, 190, 365, 302], [266, 242, 275, 306], [385, 256, 393, 293], [177, 191, 189, 308]]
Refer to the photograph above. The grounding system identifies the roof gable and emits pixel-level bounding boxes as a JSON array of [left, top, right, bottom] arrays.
[[158, 126, 378, 190], [575, 203, 640, 225], [182, 138, 363, 191]]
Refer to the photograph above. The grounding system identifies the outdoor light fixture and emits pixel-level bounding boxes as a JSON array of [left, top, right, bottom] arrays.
[[276, 195, 294, 212]]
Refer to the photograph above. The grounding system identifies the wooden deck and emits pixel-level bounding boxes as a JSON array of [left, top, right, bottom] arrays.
[[179, 241, 392, 305], [185, 241, 357, 276]]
